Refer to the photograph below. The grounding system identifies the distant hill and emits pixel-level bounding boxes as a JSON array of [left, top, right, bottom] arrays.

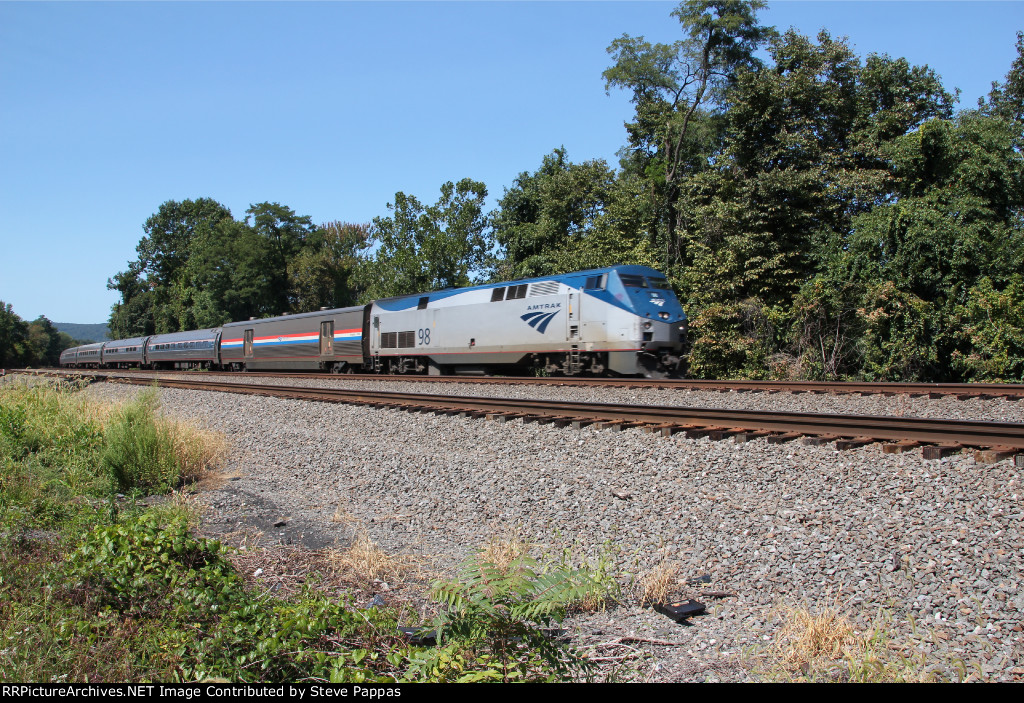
[[54, 322, 110, 343]]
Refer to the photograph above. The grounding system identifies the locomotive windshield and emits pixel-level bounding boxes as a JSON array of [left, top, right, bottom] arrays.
[[619, 274, 647, 287], [620, 274, 673, 291]]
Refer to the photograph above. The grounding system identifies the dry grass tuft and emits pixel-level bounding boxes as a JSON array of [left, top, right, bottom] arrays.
[[165, 420, 228, 485], [765, 603, 948, 683], [326, 533, 423, 589], [774, 603, 856, 670], [637, 561, 680, 605], [477, 528, 534, 571]]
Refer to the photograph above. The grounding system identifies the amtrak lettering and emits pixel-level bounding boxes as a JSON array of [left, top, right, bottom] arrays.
[[525, 303, 561, 310]]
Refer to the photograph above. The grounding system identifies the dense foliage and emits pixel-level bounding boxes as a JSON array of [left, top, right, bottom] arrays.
[[2, 381, 603, 682], [0, 302, 83, 367], [104, 3, 1024, 382]]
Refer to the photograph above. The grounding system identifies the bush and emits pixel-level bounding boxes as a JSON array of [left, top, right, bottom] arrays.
[[100, 391, 223, 492], [101, 393, 178, 491], [952, 275, 1024, 382], [406, 551, 604, 682]]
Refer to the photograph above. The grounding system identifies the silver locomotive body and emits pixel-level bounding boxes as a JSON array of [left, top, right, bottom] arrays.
[[368, 265, 686, 377]]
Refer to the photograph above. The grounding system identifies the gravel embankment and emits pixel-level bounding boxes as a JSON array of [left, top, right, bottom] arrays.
[[79, 381, 1024, 682]]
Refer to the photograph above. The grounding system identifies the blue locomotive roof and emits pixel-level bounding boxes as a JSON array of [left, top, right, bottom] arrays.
[[373, 265, 675, 312]]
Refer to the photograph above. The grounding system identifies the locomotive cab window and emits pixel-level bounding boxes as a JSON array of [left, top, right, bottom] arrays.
[[585, 274, 607, 290], [418, 297, 429, 310], [619, 274, 647, 288]]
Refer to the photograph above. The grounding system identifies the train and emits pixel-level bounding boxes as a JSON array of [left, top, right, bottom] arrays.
[[60, 265, 688, 378]]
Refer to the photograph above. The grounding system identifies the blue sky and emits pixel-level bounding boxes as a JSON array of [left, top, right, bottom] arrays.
[[1, 1, 1021, 324]]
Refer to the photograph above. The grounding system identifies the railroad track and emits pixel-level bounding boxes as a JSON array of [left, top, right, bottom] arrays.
[[16, 367, 1024, 400], [52, 371, 1024, 464]]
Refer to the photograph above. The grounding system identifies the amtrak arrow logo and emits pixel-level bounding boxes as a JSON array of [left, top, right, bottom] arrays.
[[521, 310, 560, 333]]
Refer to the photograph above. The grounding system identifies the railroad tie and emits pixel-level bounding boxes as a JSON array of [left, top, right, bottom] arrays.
[[973, 447, 1017, 464], [800, 434, 840, 447], [921, 444, 961, 460], [834, 436, 875, 451], [732, 430, 772, 443], [765, 432, 803, 444], [881, 440, 921, 454], [641, 423, 676, 435]]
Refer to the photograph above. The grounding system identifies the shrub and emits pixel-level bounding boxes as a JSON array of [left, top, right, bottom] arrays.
[[406, 551, 604, 682], [100, 391, 223, 492], [62, 512, 240, 617], [101, 393, 178, 491]]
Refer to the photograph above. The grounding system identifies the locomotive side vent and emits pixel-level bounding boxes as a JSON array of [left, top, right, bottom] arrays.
[[381, 332, 397, 349], [529, 281, 559, 297], [506, 284, 528, 300], [398, 331, 416, 348]]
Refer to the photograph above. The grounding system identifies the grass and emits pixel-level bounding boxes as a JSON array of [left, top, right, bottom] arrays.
[[326, 532, 424, 590], [0, 379, 607, 683], [636, 559, 680, 606], [0, 380, 411, 683], [761, 601, 970, 683], [101, 390, 225, 492]]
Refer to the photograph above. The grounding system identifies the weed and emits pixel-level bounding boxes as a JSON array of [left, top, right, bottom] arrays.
[[408, 550, 604, 682], [478, 528, 534, 571], [326, 533, 422, 589], [762, 602, 957, 683], [636, 560, 680, 606]]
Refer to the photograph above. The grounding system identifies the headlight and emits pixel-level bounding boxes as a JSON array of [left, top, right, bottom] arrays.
[[643, 321, 652, 330], [659, 312, 669, 320]]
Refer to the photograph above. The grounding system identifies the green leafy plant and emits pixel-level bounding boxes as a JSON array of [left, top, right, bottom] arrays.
[[406, 551, 604, 682]]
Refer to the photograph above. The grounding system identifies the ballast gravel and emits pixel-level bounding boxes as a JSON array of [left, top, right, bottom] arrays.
[[83, 381, 1024, 682]]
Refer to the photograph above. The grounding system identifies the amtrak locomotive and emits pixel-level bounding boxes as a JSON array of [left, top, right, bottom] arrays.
[[62, 265, 688, 378]]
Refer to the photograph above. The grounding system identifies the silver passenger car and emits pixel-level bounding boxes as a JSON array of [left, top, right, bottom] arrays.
[[59, 347, 78, 367], [72, 342, 105, 368], [146, 329, 221, 370], [220, 307, 365, 372], [101, 336, 150, 368]]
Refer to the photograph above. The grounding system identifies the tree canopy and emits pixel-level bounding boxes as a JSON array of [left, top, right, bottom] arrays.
[[101, 2, 1024, 382]]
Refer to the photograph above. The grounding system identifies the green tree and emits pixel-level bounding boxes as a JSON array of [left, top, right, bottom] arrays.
[[289, 222, 369, 312], [676, 30, 954, 378], [951, 275, 1024, 382], [25, 317, 63, 366], [138, 198, 235, 292], [838, 114, 1024, 380], [492, 148, 617, 280], [361, 179, 491, 300], [0, 302, 28, 367], [604, 0, 771, 265], [980, 31, 1024, 122], [109, 199, 236, 334], [245, 202, 316, 315]]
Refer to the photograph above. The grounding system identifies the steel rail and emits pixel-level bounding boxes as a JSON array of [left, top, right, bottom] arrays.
[[23, 367, 1024, 399], [108, 375, 1024, 450]]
